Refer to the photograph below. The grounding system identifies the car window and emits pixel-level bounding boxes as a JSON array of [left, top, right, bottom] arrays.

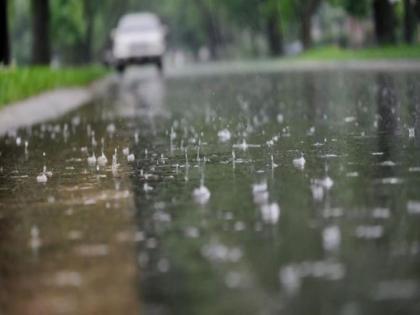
[[118, 15, 160, 32]]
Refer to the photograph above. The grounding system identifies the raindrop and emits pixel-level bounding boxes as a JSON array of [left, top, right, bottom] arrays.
[[30, 225, 41, 251], [260, 202, 280, 224], [225, 271, 242, 288], [355, 225, 383, 239], [279, 265, 301, 295], [407, 201, 420, 214], [184, 226, 200, 238], [106, 123, 116, 135], [127, 153, 135, 162], [311, 183, 324, 201], [193, 182, 211, 205], [372, 207, 390, 219], [143, 183, 154, 192], [36, 172, 48, 183], [293, 153, 306, 170], [87, 152, 96, 166], [157, 258, 170, 273], [409, 128, 415, 138], [97, 152, 108, 167], [271, 154, 278, 168], [322, 225, 341, 251], [217, 129, 231, 142]]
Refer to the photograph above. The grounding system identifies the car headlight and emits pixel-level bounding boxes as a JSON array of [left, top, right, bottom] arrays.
[[113, 42, 129, 56]]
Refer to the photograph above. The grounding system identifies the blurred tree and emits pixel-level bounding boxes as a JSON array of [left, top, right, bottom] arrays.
[[81, 0, 94, 62], [50, 0, 84, 63], [0, 0, 10, 65], [193, 0, 224, 59], [373, 0, 396, 44], [263, 0, 284, 56], [217, 0, 264, 56], [294, 0, 322, 49], [31, 0, 50, 64], [416, 0, 420, 18], [341, 0, 370, 18], [266, 9, 283, 55], [404, 0, 417, 43], [159, 0, 207, 55], [221, 0, 286, 56]]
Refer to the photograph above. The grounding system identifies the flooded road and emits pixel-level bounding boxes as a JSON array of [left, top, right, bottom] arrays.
[[1, 65, 420, 314]]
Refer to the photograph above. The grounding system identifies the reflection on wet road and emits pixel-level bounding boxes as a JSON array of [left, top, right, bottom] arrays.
[[1, 65, 420, 314]]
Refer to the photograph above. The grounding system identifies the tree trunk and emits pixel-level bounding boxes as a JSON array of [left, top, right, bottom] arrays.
[[194, 0, 222, 60], [299, 0, 321, 50], [404, 0, 417, 44], [82, 0, 94, 63], [31, 0, 51, 65], [266, 10, 283, 56], [415, 0, 420, 19], [300, 15, 312, 50], [0, 0, 10, 65], [373, 0, 396, 45]]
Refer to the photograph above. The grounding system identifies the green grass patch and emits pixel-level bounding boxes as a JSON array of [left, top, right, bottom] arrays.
[[295, 45, 420, 61], [0, 66, 108, 108]]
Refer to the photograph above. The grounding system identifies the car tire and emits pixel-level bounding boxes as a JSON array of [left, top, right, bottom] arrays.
[[156, 58, 163, 73], [116, 64, 126, 74]]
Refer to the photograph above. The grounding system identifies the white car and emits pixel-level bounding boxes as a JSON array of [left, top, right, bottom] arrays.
[[112, 13, 166, 72]]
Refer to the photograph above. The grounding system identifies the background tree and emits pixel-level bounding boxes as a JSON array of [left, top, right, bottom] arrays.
[[373, 0, 397, 45], [263, 0, 284, 56], [193, 0, 225, 59], [81, 0, 95, 63], [295, 0, 322, 49], [404, 0, 417, 44], [31, 0, 50, 65], [6, 0, 420, 65], [0, 0, 10, 65]]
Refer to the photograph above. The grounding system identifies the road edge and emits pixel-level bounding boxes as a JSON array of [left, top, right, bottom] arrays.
[[0, 75, 113, 136]]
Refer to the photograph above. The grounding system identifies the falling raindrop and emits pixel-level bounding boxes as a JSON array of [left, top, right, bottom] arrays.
[[217, 129, 231, 142], [127, 153, 135, 162], [409, 128, 415, 138], [260, 202, 280, 224], [293, 153, 305, 170], [322, 225, 341, 251], [97, 152, 108, 166], [193, 182, 211, 205], [87, 152, 96, 166]]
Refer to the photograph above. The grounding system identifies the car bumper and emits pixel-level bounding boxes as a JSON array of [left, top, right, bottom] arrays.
[[114, 55, 161, 66], [113, 43, 165, 59]]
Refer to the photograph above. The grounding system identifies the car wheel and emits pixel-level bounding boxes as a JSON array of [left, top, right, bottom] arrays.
[[116, 64, 125, 74], [156, 58, 163, 73]]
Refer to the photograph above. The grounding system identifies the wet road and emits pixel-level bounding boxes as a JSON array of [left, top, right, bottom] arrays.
[[1, 65, 420, 315]]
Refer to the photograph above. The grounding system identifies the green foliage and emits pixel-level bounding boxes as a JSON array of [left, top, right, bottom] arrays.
[[296, 44, 420, 60], [7, 0, 419, 63], [51, 1, 85, 50], [343, 0, 370, 17], [0, 66, 107, 107], [328, 0, 370, 17]]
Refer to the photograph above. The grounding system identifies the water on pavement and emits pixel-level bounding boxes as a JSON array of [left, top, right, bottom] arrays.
[[1, 66, 420, 315]]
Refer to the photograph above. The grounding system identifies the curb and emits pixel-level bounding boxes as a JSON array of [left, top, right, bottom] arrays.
[[0, 76, 113, 136]]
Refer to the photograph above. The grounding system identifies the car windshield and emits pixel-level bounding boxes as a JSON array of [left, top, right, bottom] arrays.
[[118, 15, 160, 32]]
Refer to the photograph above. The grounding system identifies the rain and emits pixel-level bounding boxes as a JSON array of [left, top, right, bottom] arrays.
[[3, 68, 420, 314]]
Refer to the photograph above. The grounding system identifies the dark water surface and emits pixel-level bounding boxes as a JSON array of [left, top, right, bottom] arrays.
[[1, 67, 420, 315]]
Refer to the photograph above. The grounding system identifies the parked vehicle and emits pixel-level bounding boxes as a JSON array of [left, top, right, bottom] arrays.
[[111, 12, 166, 73]]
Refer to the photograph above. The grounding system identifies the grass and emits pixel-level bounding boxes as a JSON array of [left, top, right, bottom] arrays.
[[295, 44, 420, 61], [0, 66, 108, 108]]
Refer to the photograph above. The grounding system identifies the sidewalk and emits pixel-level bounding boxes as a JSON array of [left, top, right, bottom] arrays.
[[0, 76, 113, 135]]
